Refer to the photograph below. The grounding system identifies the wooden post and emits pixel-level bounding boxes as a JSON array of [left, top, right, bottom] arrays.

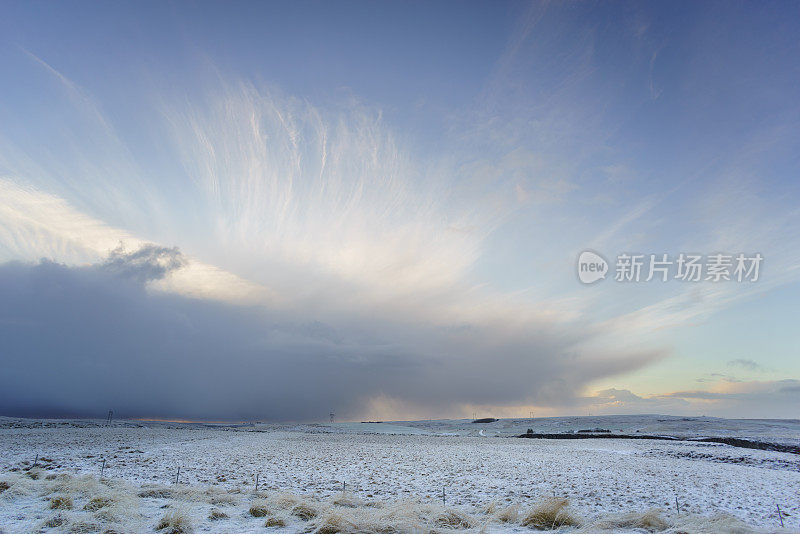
[[442, 486, 446, 506], [675, 496, 680, 514], [175, 466, 180, 485], [100, 458, 105, 478], [255, 473, 259, 492], [33, 454, 38, 468], [776, 504, 784, 527]]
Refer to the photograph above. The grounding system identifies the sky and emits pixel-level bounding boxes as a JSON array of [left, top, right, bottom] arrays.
[[0, 1, 799, 421]]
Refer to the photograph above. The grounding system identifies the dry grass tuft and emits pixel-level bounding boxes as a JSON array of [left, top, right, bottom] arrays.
[[249, 500, 271, 517], [50, 494, 74, 510], [265, 517, 286, 528], [495, 504, 519, 523], [84, 496, 113, 511], [292, 502, 319, 521], [210, 494, 236, 506], [44, 513, 66, 528], [521, 497, 581, 530], [0, 481, 11, 493], [139, 487, 174, 499], [667, 513, 755, 534], [631, 509, 668, 531], [315, 513, 359, 533], [332, 492, 363, 508], [70, 520, 102, 533], [591, 509, 669, 532], [206, 488, 237, 506], [271, 492, 301, 509], [435, 509, 475, 529], [156, 511, 193, 533], [208, 508, 228, 520], [93, 512, 115, 524]]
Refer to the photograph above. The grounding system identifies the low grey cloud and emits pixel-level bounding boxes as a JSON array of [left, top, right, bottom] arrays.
[[727, 359, 765, 372], [696, 373, 739, 384], [578, 381, 800, 419], [663, 381, 800, 401], [0, 247, 660, 421], [100, 244, 186, 283], [659, 380, 800, 418]]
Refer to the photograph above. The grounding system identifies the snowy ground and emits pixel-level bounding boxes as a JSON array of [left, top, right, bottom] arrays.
[[0, 415, 798, 533]]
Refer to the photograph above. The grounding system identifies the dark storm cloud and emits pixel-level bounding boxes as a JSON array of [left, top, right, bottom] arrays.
[[0, 249, 660, 421]]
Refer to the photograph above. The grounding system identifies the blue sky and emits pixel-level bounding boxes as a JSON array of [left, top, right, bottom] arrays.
[[0, 1, 798, 420]]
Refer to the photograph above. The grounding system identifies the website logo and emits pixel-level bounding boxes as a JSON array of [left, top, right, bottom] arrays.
[[577, 250, 609, 284]]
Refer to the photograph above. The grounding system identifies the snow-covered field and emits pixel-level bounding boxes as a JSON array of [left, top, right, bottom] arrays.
[[0, 415, 798, 533]]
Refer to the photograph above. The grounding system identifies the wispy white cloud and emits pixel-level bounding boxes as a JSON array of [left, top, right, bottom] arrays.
[[19, 48, 115, 136], [164, 81, 491, 300]]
